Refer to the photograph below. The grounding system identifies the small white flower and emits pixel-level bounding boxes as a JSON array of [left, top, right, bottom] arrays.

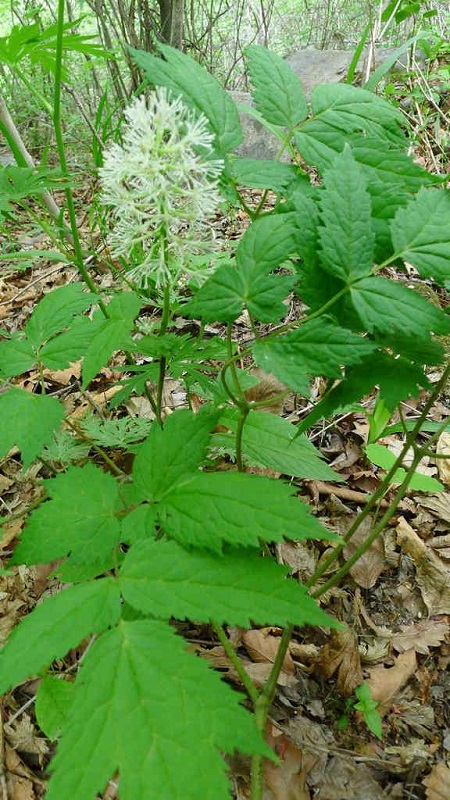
[[99, 89, 223, 287]]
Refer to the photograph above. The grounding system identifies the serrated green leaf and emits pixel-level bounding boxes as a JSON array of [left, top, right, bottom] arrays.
[[25, 283, 95, 346], [129, 44, 242, 154], [132, 408, 219, 502], [80, 415, 152, 447], [35, 676, 75, 740], [0, 389, 64, 467], [159, 471, 337, 552], [40, 315, 102, 369], [120, 539, 339, 628], [253, 317, 376, 394], [0, 334, 36, 377], [0, 578, 121, 694], [46, 620, 269, 800], [245, 45, 308, 128], [231, 158, 300, 191], [186, 215, 299, 322], [219, 409, 342, 480], [82, 319, 135, 387], [11, 463, 122, 566], [391, 188, 450, 285], [297, 353, 428, 433], [350, 276, 449, 337], [319, 146, 374, 281], [120, 504, 157, 546], [236, 213, 298, 275], [297, 84, 405, 159]]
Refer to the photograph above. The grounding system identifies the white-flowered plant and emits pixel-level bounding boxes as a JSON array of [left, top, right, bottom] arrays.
[[99, 89, 223, 288]]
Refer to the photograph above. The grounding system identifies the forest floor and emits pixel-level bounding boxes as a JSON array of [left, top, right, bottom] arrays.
[[1, 116, 450, 800]]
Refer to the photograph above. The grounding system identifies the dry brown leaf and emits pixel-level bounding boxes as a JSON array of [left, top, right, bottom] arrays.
[[396, 516, 450, 614], [436, 432, 450, 486], [317, 628, 363, 696], [343, 517, 386, 589], [242, 629, 295, 674], [416, 493, 450, 525], [392, 620, 449, 654], [367, 649, 416, 716], [263, 725, 311, 800], [423, 762, 450, 800], [5, 715, 49, 764]]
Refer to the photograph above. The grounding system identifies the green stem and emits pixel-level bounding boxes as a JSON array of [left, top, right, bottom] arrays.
[[53, 0, 108, 315], [155, 282, 171, 426], [212, 622, 259, 704], [235, 406, 249, 472], [249, 624, 294, 800]]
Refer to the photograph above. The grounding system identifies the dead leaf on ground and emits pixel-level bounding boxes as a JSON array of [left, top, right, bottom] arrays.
[[242, 629, 295, 675], [396, 516, 450, 614], [367, 649, 417, 716], [343, 516, 386, 589], [416, 492, 450, 525], [392, 619, 449, 654], [263, 724, 311, 800], [316, 628, 363, 696], [423, 761, 450, 800], [5, 715, 49, 765]]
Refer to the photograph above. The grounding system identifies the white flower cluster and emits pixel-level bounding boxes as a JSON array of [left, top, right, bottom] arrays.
[[99, 89, 223, 287]]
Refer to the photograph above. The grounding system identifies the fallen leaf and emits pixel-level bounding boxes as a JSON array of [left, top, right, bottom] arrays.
[[423, 761, 450, 800], [436, 432, 450, 486], [317, 628, 363, 696], [343, 517, 386, 589], [367, 649, 417, 716], [396, 516, 450, 614], [263, 724, 311, 799], [242, 629, 295, 675], [392, 620, 449, 654]]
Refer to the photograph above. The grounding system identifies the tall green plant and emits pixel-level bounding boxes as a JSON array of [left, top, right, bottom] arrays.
[[0, 40, 450, 800]]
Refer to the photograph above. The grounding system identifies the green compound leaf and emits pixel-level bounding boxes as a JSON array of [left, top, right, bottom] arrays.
[[46, 620, 270, 800], [35, 676, 76, 740], [132, 408, 219, 502], [253, 317, 377, 395], [350, 276, 449, 338], [25, 283, 95, 346], [245, 45, 308, 128], [158, 472, 337, 552], [0, 578, 121, 694], [185, 214, 298, 322], [218, 409, 342, 481], [129, 44, 242, 154], [120, 539, 340, 628], [82, 293, 141, 388], [11, 463, 122, 566], [0, 389, 64, 467], [391, 187, 450, 285], [319, 146, 374, 281]]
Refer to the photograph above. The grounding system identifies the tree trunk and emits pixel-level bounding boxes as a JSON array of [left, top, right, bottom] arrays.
[[158, 0, 184, 49]]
